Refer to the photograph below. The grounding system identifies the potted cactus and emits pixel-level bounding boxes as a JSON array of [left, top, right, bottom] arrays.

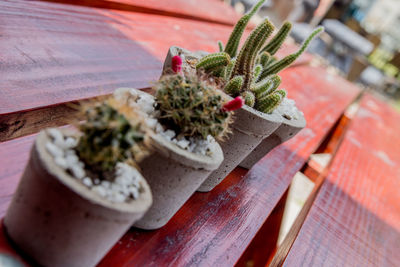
[[116, 64, 240, 229], [4, 96, 153, 267], [162, 0, 322, 191]]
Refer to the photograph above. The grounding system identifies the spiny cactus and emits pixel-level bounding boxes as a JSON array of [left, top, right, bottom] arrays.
[[154, 73, 234, 140], [224, 0, 266, 57], [195, 0, 323, 114], [261, 21, 292, 56], [257, 26, 324, 81], [75, 97, 150, 177], [196, 52, 231, 74]]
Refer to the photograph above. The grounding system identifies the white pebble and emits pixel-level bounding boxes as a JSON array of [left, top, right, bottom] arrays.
[[177, 139, 190, 149], [145, 118, 158, 129], [54, 156, 68, 169], [46, 142, 64, 158], [82, 177, 93, 187], [64, 137, 77, 148], [71, 165, 85, 179], [92, 185, 107, 197]]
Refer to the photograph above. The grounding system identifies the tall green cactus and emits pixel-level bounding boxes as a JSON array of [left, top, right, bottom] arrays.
[[261, 21, 292, 56], [196, 52, 231, 73], [223, 0, 266, 57], [258, 26, 324, 81], [230, 19, 275, 91], [194, 0, 323, 114]]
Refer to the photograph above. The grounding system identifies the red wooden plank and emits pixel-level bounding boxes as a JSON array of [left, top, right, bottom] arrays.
[[0, 0, 231, 115], [42, 0, 241, 26], [283, 94, 400, 266], [0, 65, 360, 265], [0, 0, 307, 117]]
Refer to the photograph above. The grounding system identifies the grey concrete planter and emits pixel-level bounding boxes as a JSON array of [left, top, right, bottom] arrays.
[[4, 130, 152, 267], [239, 106, 306, 169], [197, 105, 282, 192], [163, 46, 284, 192], [134, 132, 223, 229]]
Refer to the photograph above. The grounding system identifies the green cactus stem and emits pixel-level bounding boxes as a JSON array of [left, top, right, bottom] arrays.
[[155, 74, 232, 140], [261, 21, 292, 56], [218, 41, 224, 52], [225, 59, 236, 80], [224, 75, 244, 97], [242, 91, 255, 107], [196, 52, 231, 73], [223, 0, 266, 57], [231, 19, 275, 92], [255, 92, 283, 114], [258, 26, 324, 80], [275, 89, 287, 98], [76, 99, 149, 175], [253, 64, 262, 81], [258, 51, 271, 68]]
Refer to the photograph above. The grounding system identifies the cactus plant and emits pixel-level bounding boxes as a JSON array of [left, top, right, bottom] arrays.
[[154, 73, 238, 140], [75, 97, 150, 178], [195, 0, 323, 114]]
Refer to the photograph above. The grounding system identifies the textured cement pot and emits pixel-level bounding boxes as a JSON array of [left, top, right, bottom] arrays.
[[134, 132, 224, 229], [239, 105, 306, 169], [197, 105, 282, 192], [163, 46, 283, 192], [4, 130, 152, 267]]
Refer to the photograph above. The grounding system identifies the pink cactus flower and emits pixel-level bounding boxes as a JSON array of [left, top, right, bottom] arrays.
[[222, 96, 244, 112], [172, 55, 183, 73]]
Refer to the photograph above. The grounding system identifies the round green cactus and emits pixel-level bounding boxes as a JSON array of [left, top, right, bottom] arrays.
[[155, 74, 232, 140]]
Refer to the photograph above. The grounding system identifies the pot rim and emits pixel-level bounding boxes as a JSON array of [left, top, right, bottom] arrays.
[[36, 129, 153, 214]]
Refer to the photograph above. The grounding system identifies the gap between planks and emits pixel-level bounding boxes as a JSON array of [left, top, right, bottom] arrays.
[[268, 109, 357, 267]]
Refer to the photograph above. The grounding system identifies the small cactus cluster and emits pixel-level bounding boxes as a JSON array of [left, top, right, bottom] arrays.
[[75, 97, 150, 178], [154, 73, 234, 140], [195, 0, 323, 114]]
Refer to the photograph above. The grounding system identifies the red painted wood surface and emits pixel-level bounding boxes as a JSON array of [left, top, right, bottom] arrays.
[[0, 65, 360, 265], [283, 94, 400, 266], [42, 0, 241, 25], [0, 0, 307, 116]]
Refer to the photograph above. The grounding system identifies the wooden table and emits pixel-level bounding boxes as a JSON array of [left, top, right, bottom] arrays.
[[0, 1, 399, 266]]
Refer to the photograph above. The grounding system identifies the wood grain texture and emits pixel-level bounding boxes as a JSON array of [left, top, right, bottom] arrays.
[[0, 0, 310, 141], [41, 0, 241, 26], [0, 66, 359, 266], [282, 94, 400, 267], [0, 0, 235, 115]]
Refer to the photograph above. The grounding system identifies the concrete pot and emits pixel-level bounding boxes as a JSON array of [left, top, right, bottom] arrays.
[[239, 105, 306, 169], [197, 105, 282, 192], [4, 130, 152, 267], [162, 46, 283, 192], [134, 133, 224, 229]]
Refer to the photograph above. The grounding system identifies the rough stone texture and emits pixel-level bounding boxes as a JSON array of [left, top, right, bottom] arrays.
[[134, 133, 223, 229], [4, 130, 152, 267], [197, 104, 282, 192], [239, 109, 306, 169]]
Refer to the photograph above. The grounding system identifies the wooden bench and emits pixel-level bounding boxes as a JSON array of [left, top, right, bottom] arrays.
[[4, 1, 398, 266]]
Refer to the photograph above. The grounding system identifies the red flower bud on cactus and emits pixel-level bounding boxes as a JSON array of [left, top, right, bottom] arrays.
[[172, 55, 182, 73], [222, 96, 244, 112]]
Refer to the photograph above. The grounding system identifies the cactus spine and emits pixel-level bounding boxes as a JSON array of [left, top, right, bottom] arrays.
[[261, 21, 292, 56], [224, 75, 244, 97], [154, 74, 232, 140], [223, 0, 266, 57], [194, 0, 323, 114], [258, 26, 324, 80], [76, 98, 150, 176], [230, 19, 275, 91], [196, 52, 231, 73]]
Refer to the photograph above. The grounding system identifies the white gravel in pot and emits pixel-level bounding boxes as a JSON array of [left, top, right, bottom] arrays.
[[45, 128, 143, 203], [274, 97, 303, 120], [114, 88, 216, 156]]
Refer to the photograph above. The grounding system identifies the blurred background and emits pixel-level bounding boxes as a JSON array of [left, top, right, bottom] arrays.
[[223, 0, 400, 110]]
